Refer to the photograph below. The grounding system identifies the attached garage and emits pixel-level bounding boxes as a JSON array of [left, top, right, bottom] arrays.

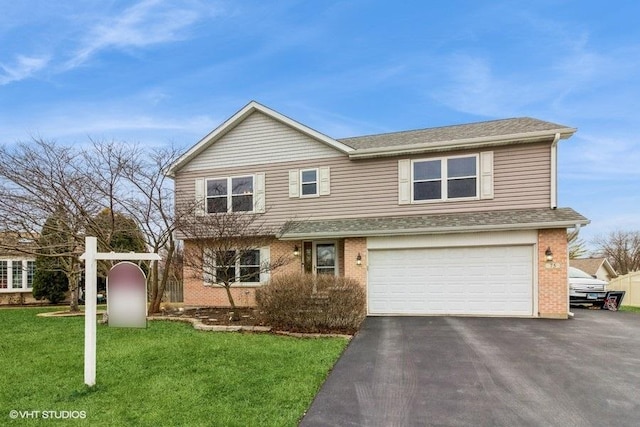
[[367, 232, 537, 316]]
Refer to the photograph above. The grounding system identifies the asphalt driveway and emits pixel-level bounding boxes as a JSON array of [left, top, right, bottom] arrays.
[[301, 310, 640, 426]]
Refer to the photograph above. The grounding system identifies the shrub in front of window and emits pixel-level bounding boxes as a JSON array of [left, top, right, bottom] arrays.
[[32, 268, 68, 304], [255, 272, 365, 334]]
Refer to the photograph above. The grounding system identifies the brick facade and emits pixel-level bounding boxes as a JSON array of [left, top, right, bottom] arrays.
[[184, 231, 570, 318], [343, 237, 367, 287], [183, 240, 300, 308], [537, 228, 569, 319]]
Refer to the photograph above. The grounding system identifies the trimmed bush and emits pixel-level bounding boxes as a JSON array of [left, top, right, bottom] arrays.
[[256, 272, 366, 334]]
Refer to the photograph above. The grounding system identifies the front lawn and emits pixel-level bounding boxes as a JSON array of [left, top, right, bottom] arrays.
[[619, 305, 640, 313], [0, 308, 348, 426]]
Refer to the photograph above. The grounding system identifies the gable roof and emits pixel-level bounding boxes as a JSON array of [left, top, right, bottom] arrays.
[[167, 101, 355, 176], [570, 258, 618, 278], [168, 102, 577, 174], [340, 117, 576, 159], [279, 207, 589, 239]]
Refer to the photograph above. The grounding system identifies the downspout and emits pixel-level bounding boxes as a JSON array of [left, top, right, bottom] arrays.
[[550, 133, 560, 209]]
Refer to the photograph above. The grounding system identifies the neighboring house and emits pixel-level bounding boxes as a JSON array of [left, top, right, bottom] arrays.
[[570, 258, 618, 282], [0, 235, 37, 305], [169, 101, 589, 319]]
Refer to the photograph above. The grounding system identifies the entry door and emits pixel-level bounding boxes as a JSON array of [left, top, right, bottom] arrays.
[[313, 242, 338, 274]]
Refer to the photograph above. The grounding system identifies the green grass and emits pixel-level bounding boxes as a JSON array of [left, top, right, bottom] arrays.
[[0, 308, 348, 426], [619, 305, 640, 313]]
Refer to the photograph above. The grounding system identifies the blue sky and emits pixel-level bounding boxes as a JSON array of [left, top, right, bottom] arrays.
[[1, 0, 638, 249]]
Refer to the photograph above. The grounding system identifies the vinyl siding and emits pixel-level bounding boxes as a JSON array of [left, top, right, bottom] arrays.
[[175, 141, 552, 229], [181, 111, 342, 172]]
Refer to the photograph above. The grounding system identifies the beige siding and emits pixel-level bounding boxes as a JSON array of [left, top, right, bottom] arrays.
[[175, 141, 552, 229], [182, 111, 343, 172]]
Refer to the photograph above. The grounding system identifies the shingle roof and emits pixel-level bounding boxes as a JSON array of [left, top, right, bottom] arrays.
[[570, 258, 618, 278], [280, 208, 589, 239], [338, 117, 574, 150]]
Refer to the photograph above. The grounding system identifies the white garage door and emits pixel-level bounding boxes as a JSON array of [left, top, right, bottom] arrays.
[[368, 245, 534, 316]]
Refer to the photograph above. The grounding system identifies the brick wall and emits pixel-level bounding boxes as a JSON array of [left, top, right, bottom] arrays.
[[537, 228, 568, 319], [0, 292, 40, 305], [343, 237, 367, 287], [183, 240, 299, 307]]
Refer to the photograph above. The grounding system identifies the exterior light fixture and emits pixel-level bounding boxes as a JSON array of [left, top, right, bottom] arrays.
[[356, 253, 362, 266], [545, 247, 553, 262], [293, 245, 300, 257]]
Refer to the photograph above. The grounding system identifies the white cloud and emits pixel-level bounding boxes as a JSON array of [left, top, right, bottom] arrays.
[[0, 54, 50, 85], [63, 0, 207, 70]]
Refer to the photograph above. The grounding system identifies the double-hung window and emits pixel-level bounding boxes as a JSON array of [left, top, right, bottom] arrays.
[[12, 261, 22, 290], [208, 249, 261, 284], [412, 155, 478, 201], [26, 261, 35, 289], [206, 176, 254, 213], [300, 169, 318, 197], [0, 261, 6, 289]]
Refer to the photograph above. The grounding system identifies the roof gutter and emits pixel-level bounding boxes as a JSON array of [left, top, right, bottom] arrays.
[[347, 128, 576, 159], [279, 218, 591, 240]]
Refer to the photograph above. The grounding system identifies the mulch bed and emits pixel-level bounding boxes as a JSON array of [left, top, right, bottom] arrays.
[[160, 307, 267, 327], [35, 306, 357, 336]]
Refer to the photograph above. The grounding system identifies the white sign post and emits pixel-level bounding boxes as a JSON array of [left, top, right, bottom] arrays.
[[80, 236, 161, 387]]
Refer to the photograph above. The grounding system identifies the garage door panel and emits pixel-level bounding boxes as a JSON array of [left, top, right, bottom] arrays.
[[368, 245, 533, 316]]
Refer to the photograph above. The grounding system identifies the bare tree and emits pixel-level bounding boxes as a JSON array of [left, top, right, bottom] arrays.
[[0, 139, 170, 312], [592, 230, 640, 275], [567, 228, 588, 259], [179, 208, 292, 319], [116, 146, 185, 314], [0, 140, 103, 311]]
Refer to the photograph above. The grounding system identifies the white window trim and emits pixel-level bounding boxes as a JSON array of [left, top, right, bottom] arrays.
[[203, 248, 266, 287], [0, 259, 35, 292], [300, 168, 319, 198], [289, 167, 330, 198], [411, 154, 479, 203], [205, 175, 255, 214]]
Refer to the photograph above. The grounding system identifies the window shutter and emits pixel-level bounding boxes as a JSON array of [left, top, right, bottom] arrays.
[[254, 172, 266, 213], [259, 246, 271, 283], [319, 166, 330, 196], [194, 178, 205, 215], [203, 248, 215, 284], [398, 159, 411, 205], [480, 151, 494, 199], [288, 170, 299, 198]]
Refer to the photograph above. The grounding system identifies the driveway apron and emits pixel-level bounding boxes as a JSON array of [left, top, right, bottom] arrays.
[[300, 311, 640, 427]]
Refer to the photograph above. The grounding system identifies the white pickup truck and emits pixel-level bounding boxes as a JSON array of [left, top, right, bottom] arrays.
[[569, 266, 608, 306]]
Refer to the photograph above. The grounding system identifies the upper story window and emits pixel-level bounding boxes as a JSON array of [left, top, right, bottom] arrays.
[[289, 167, 330, 198], [412, 155, 478, 202], [300, 169, 318, 197], [206, 176, 254, 213]]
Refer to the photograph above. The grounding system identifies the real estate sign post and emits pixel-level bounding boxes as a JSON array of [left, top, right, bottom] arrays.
[[80, 237, 160, 387]]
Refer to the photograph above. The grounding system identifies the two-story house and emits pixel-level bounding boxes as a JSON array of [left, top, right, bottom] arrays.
[[169, 101, 589, 319]]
